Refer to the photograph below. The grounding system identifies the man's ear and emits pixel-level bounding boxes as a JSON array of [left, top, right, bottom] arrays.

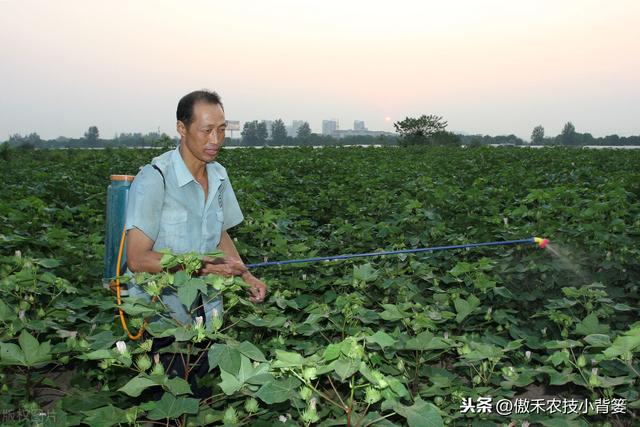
[[176, 121, 187, 138]]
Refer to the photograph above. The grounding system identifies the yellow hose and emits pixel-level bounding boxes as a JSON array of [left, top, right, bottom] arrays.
[[115, 227, 157, 340]]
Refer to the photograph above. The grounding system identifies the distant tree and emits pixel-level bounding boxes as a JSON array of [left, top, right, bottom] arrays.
[[84, 126, 100, 142], [7, 133, 42, 148], [296, 122, 311, 143], [256, 121, 268, 145], [241, 121, 259, 146], [603, 134, 620, 146], [393, 115, 448, 146], [531, 125, 545, 144], [154, 133, 175, 149], [430, 131, 461, 146], [560, 122, 576, 145], [271, 119, 288, 144]]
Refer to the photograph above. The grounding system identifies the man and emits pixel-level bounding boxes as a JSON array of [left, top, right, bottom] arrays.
[[125, 91, 267, 395]]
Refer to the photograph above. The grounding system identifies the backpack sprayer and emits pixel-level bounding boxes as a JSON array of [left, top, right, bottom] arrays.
[[103, 174, 549, 339]]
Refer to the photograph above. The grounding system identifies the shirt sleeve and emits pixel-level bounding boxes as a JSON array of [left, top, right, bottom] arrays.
[[221, 175, 244, 231], [125, 164, 165, 241]]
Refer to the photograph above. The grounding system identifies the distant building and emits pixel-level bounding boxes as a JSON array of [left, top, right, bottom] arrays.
[[354, 120, 367, 131], [333, 129, 395, 139], [287, 120, 305, 137], [226, 120, 240, 138], [322, 119, 338, 136]]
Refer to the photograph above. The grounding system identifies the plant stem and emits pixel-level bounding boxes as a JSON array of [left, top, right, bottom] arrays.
[[327, 375, 347, 408], [291, 371, 345, 411], [187, 341, 213, 375], [357, 403, 371, 427], [363, 411, 396, 426], [347, 376, 355, 427]]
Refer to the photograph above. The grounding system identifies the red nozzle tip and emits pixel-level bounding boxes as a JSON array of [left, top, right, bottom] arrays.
[[539, 238, 549, 249]]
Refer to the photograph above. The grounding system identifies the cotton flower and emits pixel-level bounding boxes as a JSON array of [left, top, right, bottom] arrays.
[[115, 341, 127, 355], [194, 316, 204, 328]]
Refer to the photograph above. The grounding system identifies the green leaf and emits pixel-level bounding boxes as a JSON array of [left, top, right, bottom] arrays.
[[603, 333, 640, 359], [366, 331, 396, 349], [19, 330, 51, 366], [219, 369, 242, 395], [272, 350, 304, 368], [236, 355, 266, 385], [35, 258, 62, 268], [574, 313, 609, 336], [79, 349, 115, 360], [82, 405, 128, 427], [379, 304, 410, 321], [544, 340, 583, 349], [404, 331, 449, 351], [395, 397, 443, 426], [208, 344, 241, 375], [245, 364, 273, 385], [0, 342, 27, 365], [453, 295, 480, 323], [172, 270, 189, 287], [164, 377, 192, 395], [449, 262, 472, 277], [118, 375, 157, 397], [0, 300, 12, 321], [256, 377, 301, 404], [118, 301, 157, 316], [583, 334, 612, 348], [322, 343, 342, 361], [463, 343, 503, 362], [473, 273, 496, 292], [147, 392, 199, 420], [237, 341, 267, 362], [177, 278, 207, 309], [387, 376, 409, 398], [332, 356, 360, 380], [353, 263, 379, 283], [547, 350, 570, 367]]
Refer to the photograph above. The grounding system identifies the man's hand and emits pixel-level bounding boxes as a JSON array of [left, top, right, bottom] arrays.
[[199, 256, 247, 277], [242, 272, 267, 303]]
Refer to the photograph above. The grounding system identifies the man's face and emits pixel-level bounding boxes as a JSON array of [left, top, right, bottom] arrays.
[[178, 101, 226, 163]]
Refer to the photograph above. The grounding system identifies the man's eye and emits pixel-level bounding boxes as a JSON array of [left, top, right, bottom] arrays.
[[219, 128, 226, 133]]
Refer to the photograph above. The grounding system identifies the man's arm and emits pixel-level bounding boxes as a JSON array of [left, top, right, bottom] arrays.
[[127, 228, 248, 276], [217, 230, 244, 265], [126, 228, 163, 273]]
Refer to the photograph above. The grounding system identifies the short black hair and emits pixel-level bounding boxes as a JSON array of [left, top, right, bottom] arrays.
[[176, 90, 224, 126]]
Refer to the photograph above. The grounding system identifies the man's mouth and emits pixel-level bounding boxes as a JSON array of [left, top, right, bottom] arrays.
[[205, 148, 219, 156]]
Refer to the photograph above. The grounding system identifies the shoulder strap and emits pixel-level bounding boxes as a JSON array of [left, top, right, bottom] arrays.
[[151, 164, 166, 189]]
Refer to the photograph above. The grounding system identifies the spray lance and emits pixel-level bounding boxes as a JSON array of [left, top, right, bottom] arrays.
[[245, 236, 550, 268]]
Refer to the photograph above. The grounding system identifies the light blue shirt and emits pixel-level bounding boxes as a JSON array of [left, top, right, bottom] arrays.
[[125, 145, 244, 328]]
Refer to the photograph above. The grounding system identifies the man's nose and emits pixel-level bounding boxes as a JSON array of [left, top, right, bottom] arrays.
[[209, 132, 222, 146]]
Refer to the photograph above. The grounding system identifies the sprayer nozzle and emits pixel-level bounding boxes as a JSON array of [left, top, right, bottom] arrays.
[[534, 237, 549, 249]]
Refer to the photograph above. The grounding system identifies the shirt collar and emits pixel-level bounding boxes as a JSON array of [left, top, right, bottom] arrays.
[[171, 145, 226, 187]]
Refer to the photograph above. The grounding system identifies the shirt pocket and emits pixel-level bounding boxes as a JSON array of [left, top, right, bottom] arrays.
[[158, 210, 189, 253], [162, 210, 188, 225]]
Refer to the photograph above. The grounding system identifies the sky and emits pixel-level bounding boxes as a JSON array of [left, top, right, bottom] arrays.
[[1, 0, 639, 140]]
